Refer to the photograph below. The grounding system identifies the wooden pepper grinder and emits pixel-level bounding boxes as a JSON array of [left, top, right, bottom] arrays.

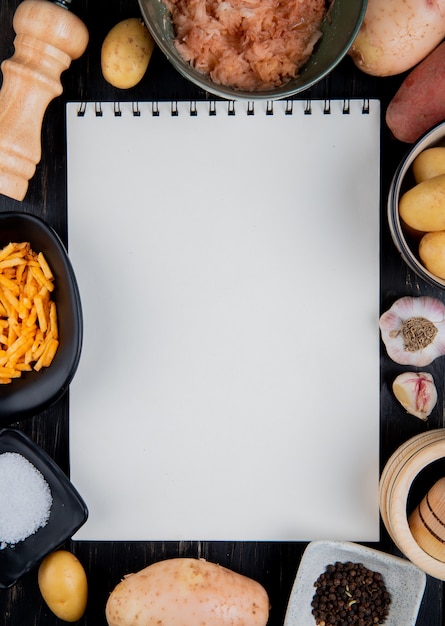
[[409, 476, 445, 562], [0, 0, 89, 201]]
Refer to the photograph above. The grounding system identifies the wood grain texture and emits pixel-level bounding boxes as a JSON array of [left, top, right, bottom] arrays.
[[0, 0, 443, 624], [409, 477, 445, 562]]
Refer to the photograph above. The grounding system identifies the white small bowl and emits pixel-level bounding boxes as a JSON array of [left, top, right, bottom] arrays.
[[284, 540, 426, 626]]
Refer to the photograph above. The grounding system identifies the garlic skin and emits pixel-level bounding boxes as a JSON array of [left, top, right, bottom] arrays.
[[392, 372, 437, 421], [379, 296, 445, 366]]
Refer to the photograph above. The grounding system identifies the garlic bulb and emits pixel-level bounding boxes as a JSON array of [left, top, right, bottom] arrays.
[[392, 372, 437, 421], [379, 296, 445, 366]]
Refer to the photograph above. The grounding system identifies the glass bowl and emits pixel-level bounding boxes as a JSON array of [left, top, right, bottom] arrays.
[[388, 121, 445, 289], [138, 0, 367, 100]]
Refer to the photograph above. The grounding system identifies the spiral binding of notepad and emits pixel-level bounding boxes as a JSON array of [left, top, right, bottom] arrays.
[[75, 98, 371, 118]]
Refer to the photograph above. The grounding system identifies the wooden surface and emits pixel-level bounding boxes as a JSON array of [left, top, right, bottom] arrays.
[[0, 0, 444, 624]]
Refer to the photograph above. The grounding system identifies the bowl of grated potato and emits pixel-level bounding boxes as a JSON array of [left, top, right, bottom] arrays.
[[138, 0, 366, 100], [0, 212, 83, 423]]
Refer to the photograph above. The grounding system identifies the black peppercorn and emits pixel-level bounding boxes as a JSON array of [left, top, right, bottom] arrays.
[[311, 561, 391, 626]]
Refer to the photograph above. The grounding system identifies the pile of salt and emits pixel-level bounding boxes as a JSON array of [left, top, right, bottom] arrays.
[[0, 452, 53, 548]]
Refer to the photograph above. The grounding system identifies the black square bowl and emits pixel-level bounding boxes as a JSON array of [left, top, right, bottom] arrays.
[[0, 212, 83, 423], [0, 428, 88, 588]]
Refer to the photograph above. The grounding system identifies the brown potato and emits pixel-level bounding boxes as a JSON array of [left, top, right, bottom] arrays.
[[38, 550, 88, 622], [413, 147, 445, 183], [399, 174, 445, 232], [386, 41, 445, 143], [101, 18, 154, 89], [105, 558, 270, 626], [419, 230, 445, 279]]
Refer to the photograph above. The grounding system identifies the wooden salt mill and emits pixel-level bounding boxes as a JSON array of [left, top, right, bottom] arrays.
[[0, 0, 89, 201]]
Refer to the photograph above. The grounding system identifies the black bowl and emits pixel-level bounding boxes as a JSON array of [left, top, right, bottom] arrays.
[[0, 428, 88, 588], [0, 212, 82, 423]]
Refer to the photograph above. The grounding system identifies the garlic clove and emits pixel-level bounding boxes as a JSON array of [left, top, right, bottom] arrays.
[[379, 296, 445, 366], [392, 371, 437, 421]]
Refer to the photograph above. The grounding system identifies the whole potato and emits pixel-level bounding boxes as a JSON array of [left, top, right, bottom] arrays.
[[385, 41, 445, 143], [101, 18, 154, 89], [349, 0, 445, 77], [419, 231, 445, 279], [399, 174, 445, 232], [105, 558, 270, 626], [38, 550, 88, 622], [412, 147, 445, 183]]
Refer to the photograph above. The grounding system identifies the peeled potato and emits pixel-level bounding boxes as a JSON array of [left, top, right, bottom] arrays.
[[105, 558, 270, 626], [413, 147, 445, 183], [38, 550, 88, 622], [101, 18, 154, 89], [399, 174, 445, 232], [419, 230, 445, 279]]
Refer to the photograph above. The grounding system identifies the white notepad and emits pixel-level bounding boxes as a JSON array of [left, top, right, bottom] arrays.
[[67, 99, 381, 542]]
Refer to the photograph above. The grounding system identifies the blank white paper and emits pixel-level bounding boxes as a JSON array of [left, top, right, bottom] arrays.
[[67, 99, 380, 541]]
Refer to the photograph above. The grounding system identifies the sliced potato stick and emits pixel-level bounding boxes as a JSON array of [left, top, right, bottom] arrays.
[[34, 295, 48, 333], [6, 334, 34, 365], [0, 291, 14, 319], [18, 297, 30, 321], [26, 305, 38, 328], [0, 366, 23, 378], [0, 243, 18, 262], [16, 362, 32, 372], [0, 242, 59, 382], [0, 257, 27, 269], [49, 302, 58, 339], [0, 274, 20, 296], [6, 324, 17, 349], [37, 252, 54, 280], [30, 265, 54, 292], [3, 288, 20, 314], [15, 261, 26, 285], [35, 337, 59, 371]]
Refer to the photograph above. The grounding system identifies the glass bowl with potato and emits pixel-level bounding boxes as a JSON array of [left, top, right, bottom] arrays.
[[0, 212, 83, 423], [388, 121, 445, 289]]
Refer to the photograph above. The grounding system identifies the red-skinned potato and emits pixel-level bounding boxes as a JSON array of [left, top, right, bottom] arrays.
[[349, 0, 445, 77], [386, 41, 445, 143], [105, 558, 270, 626]]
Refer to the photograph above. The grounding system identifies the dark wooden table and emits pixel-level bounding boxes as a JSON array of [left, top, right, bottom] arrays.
[[0, 1, 444, 624]]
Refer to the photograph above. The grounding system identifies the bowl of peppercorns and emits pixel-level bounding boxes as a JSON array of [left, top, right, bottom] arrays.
[[283, 540, 426, 626]]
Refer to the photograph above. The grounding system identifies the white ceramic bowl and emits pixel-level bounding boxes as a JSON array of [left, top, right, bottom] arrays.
[[284, 540, 426, 626]]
